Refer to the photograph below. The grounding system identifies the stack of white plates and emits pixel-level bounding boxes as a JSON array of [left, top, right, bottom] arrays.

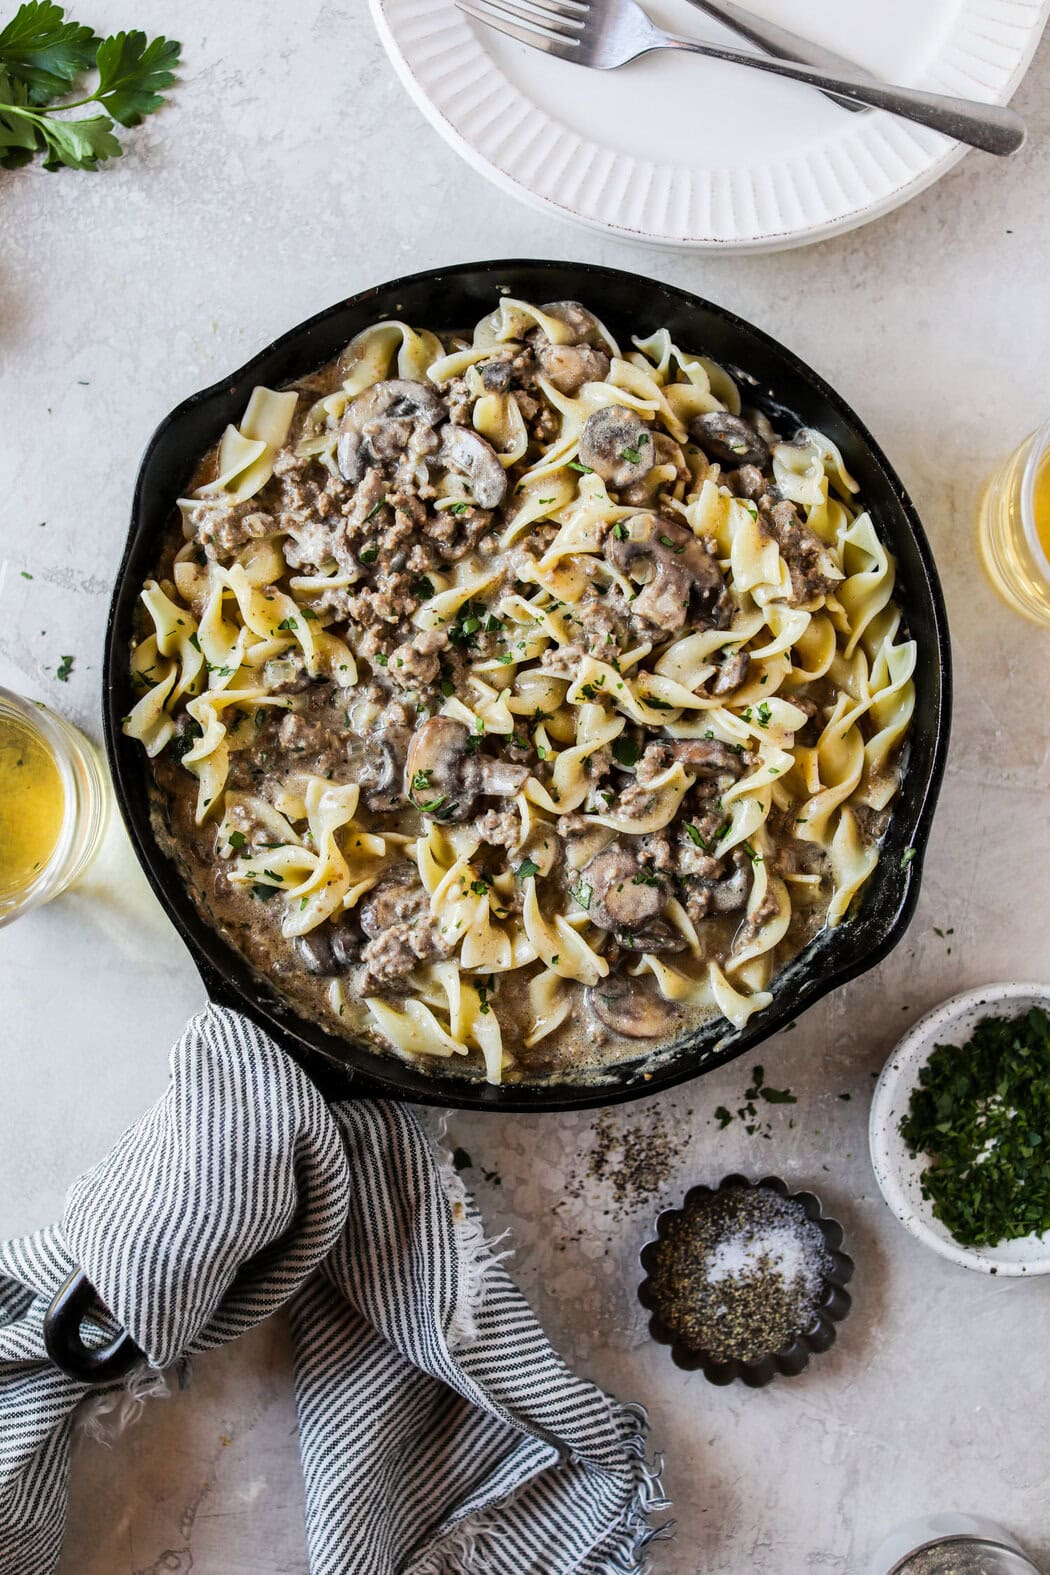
[[370, 0, 1049, 249]]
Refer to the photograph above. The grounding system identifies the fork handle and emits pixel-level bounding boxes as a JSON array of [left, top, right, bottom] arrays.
[[683, 0, 875, 111], [661, 35, 1026, 155]]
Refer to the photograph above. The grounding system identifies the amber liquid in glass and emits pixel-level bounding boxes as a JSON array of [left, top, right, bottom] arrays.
[[978, 432, 1050, 626], [0, 711, 66, 898]]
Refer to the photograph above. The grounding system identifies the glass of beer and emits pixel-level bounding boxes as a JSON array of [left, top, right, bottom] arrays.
[[0, 688, 110, 928], [978, 418, 1050, 626]]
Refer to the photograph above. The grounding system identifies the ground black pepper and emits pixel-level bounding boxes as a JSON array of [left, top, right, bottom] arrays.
[[571, 1108, 685, 1213], [646, 1187, 832, 1364]]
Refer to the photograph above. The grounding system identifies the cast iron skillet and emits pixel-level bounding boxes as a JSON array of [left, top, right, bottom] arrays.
[[47, 260, 951, 1381], [104, 259, 952, 1112]]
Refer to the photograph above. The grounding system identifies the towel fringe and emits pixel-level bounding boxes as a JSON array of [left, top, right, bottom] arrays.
[[434, 1125, 514, 1351], [408, 1400, 672, 1575], [76, 1363, 175, 1443]]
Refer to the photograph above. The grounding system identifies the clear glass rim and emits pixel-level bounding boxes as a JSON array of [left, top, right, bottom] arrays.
[[1020, 415, 1050, 580], [0, 687, 83, 920]]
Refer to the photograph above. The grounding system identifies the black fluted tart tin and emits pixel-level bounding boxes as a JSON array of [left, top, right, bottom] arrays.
[[637, 1174, 853, 1387]]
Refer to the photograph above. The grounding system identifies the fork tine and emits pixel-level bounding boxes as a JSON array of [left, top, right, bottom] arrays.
[[485, 0, 585, 36], [501, 0, 587, 28], [511, 0, 590, 17], [455, 0, 580, 53]]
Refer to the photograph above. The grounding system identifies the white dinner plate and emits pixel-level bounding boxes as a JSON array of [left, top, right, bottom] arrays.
[[869, 983, 1050, 1277], [370, 0, 1049, 251]]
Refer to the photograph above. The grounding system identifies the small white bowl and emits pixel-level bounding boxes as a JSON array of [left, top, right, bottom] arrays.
[[869, 983, 1050, 1277]]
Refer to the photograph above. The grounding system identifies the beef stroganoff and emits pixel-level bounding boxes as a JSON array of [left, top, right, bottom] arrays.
[[125, 298, 916, 1084]]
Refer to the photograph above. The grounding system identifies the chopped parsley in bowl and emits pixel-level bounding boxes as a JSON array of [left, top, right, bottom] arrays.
[[870, 984, 1050, 1275]]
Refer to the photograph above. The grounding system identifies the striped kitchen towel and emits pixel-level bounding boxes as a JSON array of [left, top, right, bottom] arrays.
[[0, 1004, 669, 1575]]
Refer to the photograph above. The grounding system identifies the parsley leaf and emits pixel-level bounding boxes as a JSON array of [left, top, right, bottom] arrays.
[[0, 2, 97, 106], [515, 856, 539, 880], [612, 735, 638, 768], [55, 651, 74, 681], [92, 30, 179, 126]]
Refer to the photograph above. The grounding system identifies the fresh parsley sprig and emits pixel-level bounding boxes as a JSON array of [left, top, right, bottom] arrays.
[[0, 2, 179, 171]]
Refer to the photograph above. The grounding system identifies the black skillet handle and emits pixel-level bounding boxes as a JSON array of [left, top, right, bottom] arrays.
[[43, 1268, 145, 1384]]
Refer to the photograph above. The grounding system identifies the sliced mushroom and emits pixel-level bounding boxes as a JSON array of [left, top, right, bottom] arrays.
[[584, 844, 667, 932], [337, 379, 445, 482], [669, 737, 746, 775], [579, 406, 654, 491], [711, 859, 751, 913], [690, 411, 771, 471], [294, 921, 360, 976], [405, 717, 528, 822], [536, 342, 610, 397], [359, 866, 429, 939], [709, 650, 750, 696], [359, 722, 413, 812], [438, 425, 507, 510], [540, 300, 606, 346], [604, 513, 731, 634], [585, 976, 678, 1040], [480, 357, 514, 393]]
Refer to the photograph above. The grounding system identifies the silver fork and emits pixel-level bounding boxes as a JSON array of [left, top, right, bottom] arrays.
[[454, 0, 1027, 156]]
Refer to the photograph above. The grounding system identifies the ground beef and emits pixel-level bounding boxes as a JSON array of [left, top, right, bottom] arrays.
[[193, 504, 277, 560], [760, 500, 841, 604], [387, 629, 449, 690], [476, 808, 522, 851], [354, 868, 454, 991]]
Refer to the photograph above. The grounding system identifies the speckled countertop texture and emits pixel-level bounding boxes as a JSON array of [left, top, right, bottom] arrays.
[[2, 4, 1050, 1571]]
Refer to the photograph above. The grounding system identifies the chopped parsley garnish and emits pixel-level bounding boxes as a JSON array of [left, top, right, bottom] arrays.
[[742, 842, 763, 864], [420, 796, 447, 815], [470, 876, 491, 897], [632, 871, 662, 887], [538, 496, 555, 506], [364, 496, 386, 521], [449, 599, 487, 648], [410, 769, 431, 794], [277, 616, 298, 632], [515, 856, 540, 880], [359, 545, 379, 565], [252, 883, 278, 901], [612, 522, 628, 540], [901, 846, 916, 868], [300, 607, 318, 621], [569, 880, 592, 910], [568, 460, 593, 474], [622, 446, 643, 464], [374, 652, 389, 667], [612, 736, 638, 768], [55, 652, 74, 682], [450, 501, 470, 515], [684, 823, 709, 851], [900, 1007, 1050, 1248], [757, 701, 772, 726], [413, 576, 435, 601], [170, 718, 203, 762], [439, 677, 454, 696], [228, 830, 246, 849]]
